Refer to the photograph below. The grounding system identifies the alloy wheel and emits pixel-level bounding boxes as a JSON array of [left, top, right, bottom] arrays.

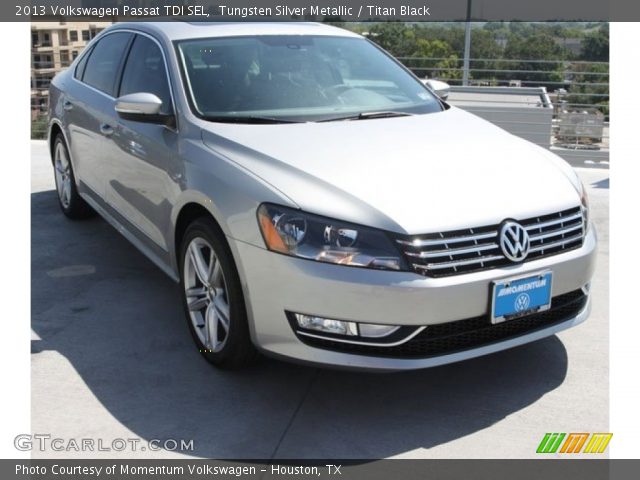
[[183, 237, 231, 352], [54, 142, 72, 209]]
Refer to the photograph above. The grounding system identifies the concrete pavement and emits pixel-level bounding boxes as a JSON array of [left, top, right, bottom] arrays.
[[30, 140, 609, 459]]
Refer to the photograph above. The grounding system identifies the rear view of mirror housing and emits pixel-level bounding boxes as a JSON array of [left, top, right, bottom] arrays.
[[115, 92, 175, 126], [424, 79, 450, 101]]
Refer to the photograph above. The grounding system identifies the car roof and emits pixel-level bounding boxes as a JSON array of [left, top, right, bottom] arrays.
[[106, 21, 362, 42]]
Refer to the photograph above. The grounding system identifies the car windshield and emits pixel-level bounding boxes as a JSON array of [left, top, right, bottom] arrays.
[[176, 35, 443, 122]]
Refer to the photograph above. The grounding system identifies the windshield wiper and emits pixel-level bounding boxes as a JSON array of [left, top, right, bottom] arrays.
[[318, 111, 415, 122], [202, 115, 301, 124]]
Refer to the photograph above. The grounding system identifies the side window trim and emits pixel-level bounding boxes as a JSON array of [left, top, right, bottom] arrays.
[[116, 32, 177, 122], [74, 45, 93, 81], [115, 36, 136, 98], [111, 34, 135, 99], [72, 31, 133, 98]]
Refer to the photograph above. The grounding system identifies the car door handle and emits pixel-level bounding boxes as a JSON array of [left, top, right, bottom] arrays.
[[63, 100, 73, 111], [99, 123, 114, 137]]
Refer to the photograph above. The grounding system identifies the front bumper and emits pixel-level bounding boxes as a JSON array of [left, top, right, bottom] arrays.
[[230, 225, 597, 371]]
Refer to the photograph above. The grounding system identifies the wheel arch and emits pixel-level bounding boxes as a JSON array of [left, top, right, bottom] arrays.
[[47, 119, 72, 168], [175, 203, 222, 251], [171, 197, 260, 345], [171, 194, 231, 274], [48, 121, 64, 162]]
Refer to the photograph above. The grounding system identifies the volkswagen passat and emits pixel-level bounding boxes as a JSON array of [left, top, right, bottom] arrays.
[[48, 22, 596, 370]]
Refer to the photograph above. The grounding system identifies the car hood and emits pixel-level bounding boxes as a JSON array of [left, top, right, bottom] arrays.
[[201, 107, 580, 234]]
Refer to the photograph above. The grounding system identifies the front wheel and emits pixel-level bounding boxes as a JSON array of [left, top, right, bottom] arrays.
[[179, 217, 258, 368]]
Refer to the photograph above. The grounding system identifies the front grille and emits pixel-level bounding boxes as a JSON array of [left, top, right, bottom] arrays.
[[396, 206, 585, 278], [297, 289, 587, 359]]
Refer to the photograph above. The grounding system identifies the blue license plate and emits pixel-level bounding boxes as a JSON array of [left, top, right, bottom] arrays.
[[491, 271, 553, 323]]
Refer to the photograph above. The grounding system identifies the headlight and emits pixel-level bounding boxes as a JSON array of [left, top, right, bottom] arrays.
[[257, 204, 406, 271], [579, 179, 589, 230]]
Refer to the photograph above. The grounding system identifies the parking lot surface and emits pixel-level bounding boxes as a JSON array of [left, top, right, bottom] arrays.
[[31, 140, 609, 459]]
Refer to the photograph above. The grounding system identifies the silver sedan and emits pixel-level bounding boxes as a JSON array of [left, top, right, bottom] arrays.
[[48, 22, 596, 370]]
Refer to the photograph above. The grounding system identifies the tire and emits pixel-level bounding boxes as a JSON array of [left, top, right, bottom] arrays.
[[52, 134, 95, 219], [179, 217, 258, 368]]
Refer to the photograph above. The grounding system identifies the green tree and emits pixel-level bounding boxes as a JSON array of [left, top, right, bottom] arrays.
[[565, 62, 609, 120], [502, 33, 567, 84], [31, 115, 48, 140], [581, 26, 609, 61], [508, 22, 535, 38], [410, 39, 461, 80], [469, 29, 503, 59], [367, 23, 417, 57]]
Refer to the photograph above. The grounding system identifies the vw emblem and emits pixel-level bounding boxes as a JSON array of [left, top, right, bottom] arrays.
[[514, 293, 531, 312], [499, 221, 530, 262]]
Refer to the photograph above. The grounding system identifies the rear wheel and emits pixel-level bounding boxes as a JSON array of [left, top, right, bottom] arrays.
[[179, 217, 258, 368], [52, 135, 94, 219]]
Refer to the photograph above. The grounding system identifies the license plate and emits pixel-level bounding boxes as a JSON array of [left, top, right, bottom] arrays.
[[491, 271, 553, 324]]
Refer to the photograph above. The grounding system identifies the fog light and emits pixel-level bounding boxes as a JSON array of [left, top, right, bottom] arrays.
[[293, 313, 401, 338], [294, 314, 358, 336], [358, 323, 400, 338]]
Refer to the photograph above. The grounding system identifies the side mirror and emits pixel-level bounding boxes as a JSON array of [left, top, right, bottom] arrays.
[[115, 93, 174, 126], [423, 79, 450, 101]]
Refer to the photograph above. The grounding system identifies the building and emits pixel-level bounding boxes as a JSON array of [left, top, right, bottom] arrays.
[[31, 21, 112, 117], [555, 37, 583, 56]]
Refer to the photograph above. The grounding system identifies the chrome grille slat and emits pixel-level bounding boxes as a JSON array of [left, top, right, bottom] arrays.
[[529, 224, 583, 242], [528, 232, 583, 253], [524, 212, 582, 231], [414, 254, 506, 271], [406, 242, 499, 259], [397, 207, 585, 278], [396, 231, 497, 247]]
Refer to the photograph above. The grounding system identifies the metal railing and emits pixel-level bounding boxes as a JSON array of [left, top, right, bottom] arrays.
[[401, 57, 609, 167]]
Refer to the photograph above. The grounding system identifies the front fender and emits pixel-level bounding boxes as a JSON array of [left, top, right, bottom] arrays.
[[168, 135, 296, 273]]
